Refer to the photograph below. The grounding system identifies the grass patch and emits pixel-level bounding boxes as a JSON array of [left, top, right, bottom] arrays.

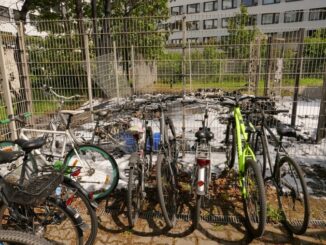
[[267, 205, 283, 223]]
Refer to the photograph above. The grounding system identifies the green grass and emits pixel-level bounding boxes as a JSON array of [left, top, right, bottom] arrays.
[[267, 205, 283, 223]]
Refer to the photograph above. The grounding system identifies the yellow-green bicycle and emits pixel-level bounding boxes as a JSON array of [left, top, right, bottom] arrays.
[[221, 95, 267, 238]]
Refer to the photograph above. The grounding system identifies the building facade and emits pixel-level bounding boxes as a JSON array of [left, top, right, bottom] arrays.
[[168, 0, 326, 44]]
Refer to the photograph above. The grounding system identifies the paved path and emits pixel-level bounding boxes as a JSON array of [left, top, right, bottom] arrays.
[[94, 209, 326, 245]]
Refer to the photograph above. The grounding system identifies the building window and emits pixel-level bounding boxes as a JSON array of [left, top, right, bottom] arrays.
[[246, 15, 257, 26], [204, 19, 218, 29], [204, 1, 218, 12], [263, 0, 280, 4], [222, 0, 237, 10], [171, 20, 182, 31], [203, 36, 218, 43], [242, 0, 258, 7], [0, 6, 10, 21], [261, 13, 280, 25], [187, 3, 200, 14], [187, 21, 199, 31], [187, 38, 198, 44], [309, 8, 326, 21], [222, 18, 230, 28], [284, 10, 303, 23], [171, 6, 183, 16], [171, 39, 182, 44]]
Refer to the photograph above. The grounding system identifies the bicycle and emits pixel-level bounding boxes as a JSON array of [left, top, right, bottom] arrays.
[[0, 114, 99, 245], [126, 104, 154, 228], [0, 229, 53, 245], [249, 106, 310, 235], [155, 95, 180, 228], [1, 103, 119, 201], [222, 95, 267, 238], [191, 101, 214, 229], [0, 141, 84, 244]]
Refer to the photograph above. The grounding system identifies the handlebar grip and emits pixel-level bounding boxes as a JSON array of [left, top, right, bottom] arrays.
[[0, 119, 10, 125]]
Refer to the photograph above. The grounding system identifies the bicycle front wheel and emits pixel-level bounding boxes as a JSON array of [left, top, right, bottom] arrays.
[[156, 153, 177, 228], [277, 156, 310, 235], [64, 144, 119, 200], [242, 159, 267, 238], [225, 121, 236, 169], [127, 164, 142, 228], [251, 132, 267, 178]]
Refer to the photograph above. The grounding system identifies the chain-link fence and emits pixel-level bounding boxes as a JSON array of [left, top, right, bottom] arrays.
[[0, 12, 325, 156]]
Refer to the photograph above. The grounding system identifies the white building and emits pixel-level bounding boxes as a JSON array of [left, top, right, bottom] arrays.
[[168, 0, 326, 44]]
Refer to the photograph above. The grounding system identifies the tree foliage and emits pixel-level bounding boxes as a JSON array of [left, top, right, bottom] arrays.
[[304, 29, 326, 73]]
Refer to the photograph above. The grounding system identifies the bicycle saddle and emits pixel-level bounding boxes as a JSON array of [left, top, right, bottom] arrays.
[[15, 137, 47, 151], [195, 128, 214, 142], [0, 150, 24, 164], [276, 125, 297, 138]]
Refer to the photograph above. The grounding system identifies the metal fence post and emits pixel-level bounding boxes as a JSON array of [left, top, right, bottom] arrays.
[[0, 36, 17, 140], [17, 22, 33, 119], [291, 28, 305, 127], [113, 41, 120, 104], [264, 35, 273, 96], [188, 42, 192, 92], [181, 14, 187, 157], [131, 45, 136, 95], [83, 33, 94, 121], [316, 66, 326, 143]]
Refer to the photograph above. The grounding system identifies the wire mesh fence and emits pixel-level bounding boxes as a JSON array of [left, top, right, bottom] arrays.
[[0, 12, 325, 156]]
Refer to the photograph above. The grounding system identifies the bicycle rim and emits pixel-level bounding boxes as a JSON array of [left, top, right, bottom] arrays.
[[243, 159, 266, 238], [64, 144, 119, 200], [157, 154, 177, 228], [277, 156, 310, 235], [0, 199, 83, 245]]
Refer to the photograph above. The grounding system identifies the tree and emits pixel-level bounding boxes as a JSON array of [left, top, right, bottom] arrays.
[[304, 29, 326, 74], [223, 5, 260, 59]]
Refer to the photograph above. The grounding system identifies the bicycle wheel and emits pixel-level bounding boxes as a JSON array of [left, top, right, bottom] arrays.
[[194, 194, 202, 229], [0, 230, 52, 245], [156, 153, 177, 228], [127, 164, 142, 228], [251, 132, 267, 178], [144, 126, 153, 171], [225, 121, 236, 169], [0, 198, 83, 245], [276, 156, 310, 235], [242, 159, 266, 238], [64, 144, 119, 200], [61, 177, 98, 245]]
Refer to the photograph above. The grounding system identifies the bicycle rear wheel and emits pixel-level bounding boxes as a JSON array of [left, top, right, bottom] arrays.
[[0, 230, 52, 245], [276, 156, 310, 235], [156, 153, 177, 228], [0, 198, 83, 245], [64, 144, 119, 200], [242, 159, 267, 238], [251, 132, 267, 178], [225, 121, 236, 169]]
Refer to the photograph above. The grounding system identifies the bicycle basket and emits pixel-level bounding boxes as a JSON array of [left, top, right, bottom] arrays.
[[2, 166, 64, 205]]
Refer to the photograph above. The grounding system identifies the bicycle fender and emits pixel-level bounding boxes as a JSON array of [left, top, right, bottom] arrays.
[[63, 176, 98, 209]]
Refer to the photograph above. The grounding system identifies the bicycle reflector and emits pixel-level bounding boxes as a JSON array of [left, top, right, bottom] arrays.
[[196, 158, 210, 167]]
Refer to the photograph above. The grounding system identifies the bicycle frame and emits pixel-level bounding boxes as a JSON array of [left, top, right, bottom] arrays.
[[233, 106, 256, 196]]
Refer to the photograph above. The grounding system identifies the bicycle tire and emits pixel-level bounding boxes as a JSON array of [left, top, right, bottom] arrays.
[[156, 153, 177, 228], [64, 144, 119, 200], [0, 230, 52, 245], [225, 121, 236, 169], [277, 156, 310, 235], [242, 159, 267, 238], [145, 126, 153, 171], [194, 194, 202, 229], [61, 177, 98, 245], [0, 198, 84, 245], [127, 165, 142, 228], [251, 132, 267, 178]]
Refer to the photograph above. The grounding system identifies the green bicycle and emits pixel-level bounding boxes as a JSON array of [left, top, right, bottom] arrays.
[[221, 95, 267, 238]]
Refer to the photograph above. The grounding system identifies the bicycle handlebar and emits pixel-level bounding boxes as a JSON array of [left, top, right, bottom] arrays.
[[0, 112, 32, 125]]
